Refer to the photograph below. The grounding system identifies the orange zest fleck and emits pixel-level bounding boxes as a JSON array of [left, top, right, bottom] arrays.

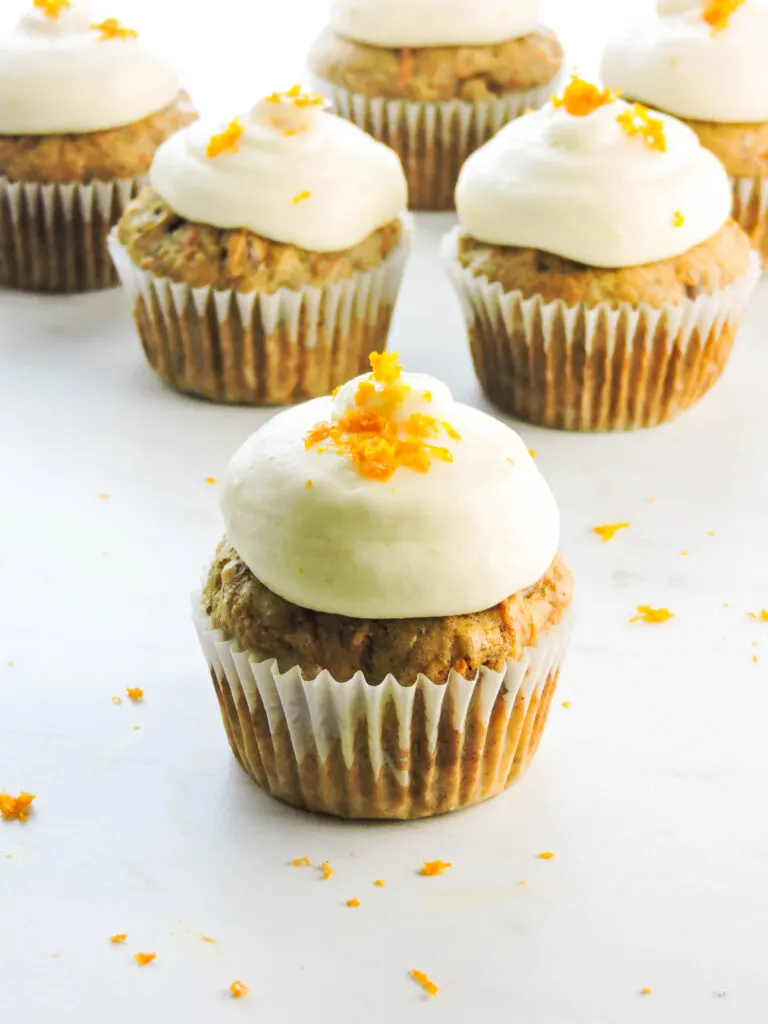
[[673, 211, 685, 228], [202, 936, 216, 943], [34, 0, 70, 18], [537, 851, 555, 860], [411, 969, 439, 997], [292, 191, 311, 205], [640, 987, 653, 996], [421, 860, 452, 877], [398, 47, 415, 90], [0, 792, 36, 822], [90, 18, 138, 41], [126, 687, 144, 702], [617, 103, 667, 152], [134, 953, 156, 966], [593, 522, 630, 543], [265, 85, 326, 109], [630, 605, 674, 624], [748, 609, 768, 622], [374, 879, 385, 887], [305, 480, 313, 490], [702, 0, 746, 34], [561, 701, 571, 709], [111, 696, 122, 705], [529, 449, 536, 458], [291, 857, 312, 867], [321, 861, 333, 881], [346, 898, 361, 908], [552, 74, 618, 117], [110, 934, 128, 944], [206, 118, 244, 159], [230, 980, 249, 999], [98, 493, 110, 500], [204, 477, 216, 485]]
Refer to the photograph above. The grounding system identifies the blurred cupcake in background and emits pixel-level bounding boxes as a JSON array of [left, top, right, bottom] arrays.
[[602, 0, 768, 261], [110, 87, 410, 405], [308, 0, 563, 210], [0, 0, 196, 293], [444, 76, 760, 431]]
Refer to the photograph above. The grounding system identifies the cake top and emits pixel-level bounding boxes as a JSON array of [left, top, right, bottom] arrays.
[[602, 0, 768, 123], [0, 1, 181, 135], [455, 75, 732, 268], [220, 354, 559, 620], [328, 0, 540, 49], [149, 86, 408, 253]]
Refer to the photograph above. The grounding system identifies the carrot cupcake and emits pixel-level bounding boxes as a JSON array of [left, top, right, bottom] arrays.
[[195, 353, 573, 819], [444, 76, 760, 431], [308, 0, 563, 210], [0, 0, 196, 293], [602, 0, 768, 260], [109, 87, 410, 405]]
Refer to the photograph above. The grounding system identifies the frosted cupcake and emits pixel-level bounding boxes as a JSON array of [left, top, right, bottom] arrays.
[[444, 76, 760, 431], [109, 87, 410, 406], [308, 0, 563, 210], [0, 0, 196, 293], [602, 0, 768, 260], [195, 353, 573, 819]]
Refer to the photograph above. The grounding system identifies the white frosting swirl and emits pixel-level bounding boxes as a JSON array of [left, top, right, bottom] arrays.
[[0, 2, 181, 134], [329, 0, 541, 48], [221, 372, 560, 619], [150, 91, 407, 251], [455, 97, 732, 268], [602, 1, 768, 123]]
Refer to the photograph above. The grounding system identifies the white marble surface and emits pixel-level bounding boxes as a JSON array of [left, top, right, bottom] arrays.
[[2, 1, 768, 1022]]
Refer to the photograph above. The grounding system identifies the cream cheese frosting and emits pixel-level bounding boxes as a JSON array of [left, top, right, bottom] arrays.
[[221, 356, 560, 619], [149, 87, 408, 251], [455, 82, 733, 268], [0, 1, 181, 135], [602, 1, 768, 124], [329, 0, 541, 48]]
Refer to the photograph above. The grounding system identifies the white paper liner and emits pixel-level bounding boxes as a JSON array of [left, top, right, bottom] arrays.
[[311, 75, 558, 210], [442, 226, 761, 431], [193, 596, 572, 819], [730, 174, 768, 263], [0, 174, 144, 293], [108, 215, 412, 405]]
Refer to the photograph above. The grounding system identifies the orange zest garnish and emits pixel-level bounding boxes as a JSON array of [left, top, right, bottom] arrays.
[[292, 191, 311, 205], [0, 792, 36, 822], [411, 969, 439, 997], [110, 934, 128, 944], [593, 522, 630, 543], [537, 852, 555, 860], [321, 861, 333, 881], [34, 0, 70, 18], [630, 605, 674, 624], [398, 47, 415, 89], [748, 609, 768, 622], [265, 84, 326, 109], [291, 857, 312, 867], [673, 211, 685, 228], [90, 18, 138, 41], [702, 0, 746, 34], [617, 103, 667, 152], [206, 118, 244, 159], [134, 953, 156, 966], [552, 74, 618, 117], [346, 898, 361, 908], [230, 980, 249, 999], [421, 860, 452, 876], [126, 687, 144, 702]]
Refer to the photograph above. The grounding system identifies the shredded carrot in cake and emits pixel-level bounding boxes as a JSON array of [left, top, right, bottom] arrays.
[[748, 609, 768, 622], [593, 522, 630, 543], [617, 103, 667, 152], [398, 48, 415, 89], [346, 898, 361, 908], [126, 687, 144, 702], [291, 857, 312, 867], [230, 980, 249, 998], [91, 18, 138, 41], [305, 353, 459, 483], [421, 860, 452, 876], [206, 118, 244, 159], [453, 659, 469, 676], [0, 792, 36, 822], [34, 0, 70, 18], [411, 969, 439, 997], [134, 953, 156, 966], [321, 861, 333, 881], [702, 0, 746, 34], [110, 934, 128, 944], [552, 74, 618, 117], [537, 851, 555, 860], [292, 191, 311, 205], [673, 211, 685, 228], [630, 605, 674, 624], [499, 599, 514, 633]]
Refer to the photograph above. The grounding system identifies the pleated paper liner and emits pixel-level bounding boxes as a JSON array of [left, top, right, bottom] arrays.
[[442, 227, 761, 432], [0, 174, 143, 294], [108, 219, 412, 406], [194, 601, 572, 820], [731, 174, 768, 265], [311, 76, 558, 211]]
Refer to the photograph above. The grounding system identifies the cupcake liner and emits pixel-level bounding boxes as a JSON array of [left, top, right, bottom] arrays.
[[193, 600, 572, 820], [108, 219, 412, 405], [0, 174, 143, 293], [312, 75, 557, 211], [730, 174, 768, 264], [442, 227, 761, 431]]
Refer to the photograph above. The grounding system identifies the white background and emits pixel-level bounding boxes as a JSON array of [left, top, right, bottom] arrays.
[[2, 2, 768, 1022]]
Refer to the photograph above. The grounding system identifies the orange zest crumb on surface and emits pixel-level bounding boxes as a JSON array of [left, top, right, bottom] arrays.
[[421, 860, 452, 876], [230, 980, 249, 999], [617, 103, 667, 152], [204, 477, 216, 485], [708, 531, 716, 536], [0, 792, 36, 822], [537, 851, 555, 860], [265, 85, 325, 109], [206, 118, 244, 159], [321, 861, 333, 881], [346, 898, 361, 908], [374, 879, 385, 887], [702, 0, 746, 34], [126, 687, 144, 702], [305, 480, 313, 490], [98, 493, 110, 500], [754, 655, 759, 663], [561, 700, 571, 709], [748, 609, 768, 622], [111, 696, 122, 705], [134, 953, 156, 966], [673, 211, 685, 227], [646, 497, 656, 503], [292, 857, 312, 867], [640, 987, 653, 996], [398, 47, 415, 89], [529, 449, 536, 458], [630, 605, 674, 624], [552, 74, 618, 117], [34, 0, 70, 18], [411, 969, 439, 997], [110, 934, 128, 944], [519, 879, 526, 885], [292, 191, 311, 205], [593, 522, 630, 543], [202, 936, 216, 943], [7, 662, 13, 667], [681, 551, 689, 556], [91, 18, 138, 41]]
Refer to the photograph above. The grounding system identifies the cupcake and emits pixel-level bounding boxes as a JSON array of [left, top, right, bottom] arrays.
[[109, 87, 410, 406], [195, 352, 573, 819], [443, 76, 760, 431], [602, 0, 768, 261], [0, 0, 196, 293], [308, 0, 563, 210]]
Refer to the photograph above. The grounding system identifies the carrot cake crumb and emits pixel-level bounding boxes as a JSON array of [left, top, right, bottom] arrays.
[[374, 879, 385, 887], [110, 934, 128, 944], [91, 18, 138, 41], [204, 477, 216, 485], [126, 687, 144, 702], [0, 792, 36, 822], [421, 860, 452, 876], [748, 609, 768, 622], [230, 980, 249, 999], [291, 857, 312, 867], [321, 861, 333, 881], [411, 969, 439, 997], [552, 74, 617, 117], [640, 987, 652, 996], [561, 700, 571, 709], [593, 522, 630, 542], [537, 851, 555, 860], [630, 605, 674, 624], [207, 118, 244, 159], [346, 898, 361, 908], [134, 953, 156, 966]]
